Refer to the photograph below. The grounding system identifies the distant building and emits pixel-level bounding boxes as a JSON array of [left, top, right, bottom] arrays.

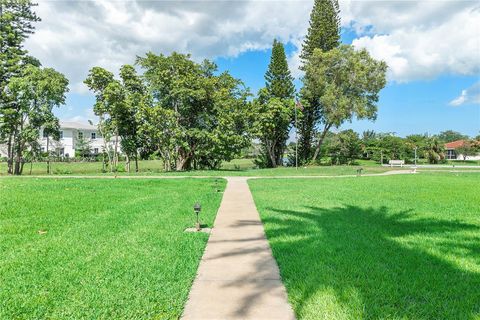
[[40, 121, 109, 158], [1, 121, 117, 158], [444, 140, 480, 160]]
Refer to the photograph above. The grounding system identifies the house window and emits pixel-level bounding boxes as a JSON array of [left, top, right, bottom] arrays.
[[59, 131, 63, 139], [447, 149, 456, 160], [94, 148, 99, 154], [78, 131, 83, 139], [91, 132, 96, 140], [43, 130, 48, 138]]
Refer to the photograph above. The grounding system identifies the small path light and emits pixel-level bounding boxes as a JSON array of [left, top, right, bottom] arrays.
[[357, 167, 363, 176], [194, 202, 202, 231]]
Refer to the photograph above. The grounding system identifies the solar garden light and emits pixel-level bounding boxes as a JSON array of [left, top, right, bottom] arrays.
[[357, 167, 363, 176], [215, 179, 221, 193], [194, 202, 202, 231]]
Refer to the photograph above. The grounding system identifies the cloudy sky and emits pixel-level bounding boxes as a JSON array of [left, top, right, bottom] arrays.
[[25, 0, 480, 136]]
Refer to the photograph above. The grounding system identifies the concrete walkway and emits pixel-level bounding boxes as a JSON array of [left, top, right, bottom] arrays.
[[182, 177, 295, 320]]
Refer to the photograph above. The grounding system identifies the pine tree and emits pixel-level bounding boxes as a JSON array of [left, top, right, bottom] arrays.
[[265, 39, 295, 100], [0, 0, 40, 93], [298, 0, 341, 163], [0, 0, 41, 174], [300, 0, 340, 65], [254, 39, 295, 168]]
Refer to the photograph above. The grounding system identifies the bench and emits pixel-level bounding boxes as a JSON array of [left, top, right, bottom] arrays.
[[389, 160, 405, 167]]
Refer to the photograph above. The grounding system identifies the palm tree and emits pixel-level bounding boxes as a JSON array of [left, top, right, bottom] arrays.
[[425, 137, 445, 164]]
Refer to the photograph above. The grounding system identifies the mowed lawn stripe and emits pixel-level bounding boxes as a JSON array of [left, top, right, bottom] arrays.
[[0, 178, 225, 319], [249, 173, 480, 320]]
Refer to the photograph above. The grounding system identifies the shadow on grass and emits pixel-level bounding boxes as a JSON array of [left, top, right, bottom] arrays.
[[263, 205, 480, 319]]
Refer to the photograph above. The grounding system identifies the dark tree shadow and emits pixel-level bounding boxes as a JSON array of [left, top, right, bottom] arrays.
[[261, 205, 480, 319]]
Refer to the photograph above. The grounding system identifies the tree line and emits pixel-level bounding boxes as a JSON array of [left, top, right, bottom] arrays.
[[290, 129, 480, 166]]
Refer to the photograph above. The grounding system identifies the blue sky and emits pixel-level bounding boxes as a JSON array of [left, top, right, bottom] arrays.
[[27, 0, 480, 137], [215, 30, 479, 137]]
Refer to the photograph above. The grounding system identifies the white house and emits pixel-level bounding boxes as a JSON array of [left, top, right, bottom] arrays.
[[0, 121, 114, 159], [39, 121, 109, 158]]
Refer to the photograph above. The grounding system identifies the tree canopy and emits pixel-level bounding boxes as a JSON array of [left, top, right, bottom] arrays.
[[302, 45, 387, 162], [135, 52, 253, 170]]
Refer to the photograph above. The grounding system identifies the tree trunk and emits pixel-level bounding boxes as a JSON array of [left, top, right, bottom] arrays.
[[20, 158, 25, 175], [268, 146, 277, 168], [46, 137, 50, 174], [125, 154, 130, 173], [7, 134, 13, 174], [113, 132, 119, 171], [135, 156, 139, 172], [13, 126, 23, 175], [176, 156, 190, 171], [102, 152, 106, 172], [311, 123, 332, 162], [298, 101, 317, 163], [176, 148, 193, 171], [14, 146, 21, 175], [265, 141, 277, 168]]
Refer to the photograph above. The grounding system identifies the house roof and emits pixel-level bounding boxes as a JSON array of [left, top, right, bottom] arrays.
[[444, 140, 465, 149], [60, 121, 97, 130]]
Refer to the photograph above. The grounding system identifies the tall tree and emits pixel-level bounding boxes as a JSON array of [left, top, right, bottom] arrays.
[[266, 39, 295, 100], [86, 65, 146, 172], [302, 45, 387, 162], [5, 65, 69, 174], [254, 39, 295, 167], [137, 52, 252, 171], [41, 113, 60, 174], [252, 89, 293, 167], [0, 0, 41, 174], [297, 0, 341, 163], [84, 67, 119, 172], [118, 65, 144, 172]]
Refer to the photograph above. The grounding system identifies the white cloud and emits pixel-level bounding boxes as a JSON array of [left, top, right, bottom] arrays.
[[449, 81, 480, 106], [351, 2, 480, 82], [57, 105, 97, 124], [26, 0, 311, 93], [24, 0, 480, 93]]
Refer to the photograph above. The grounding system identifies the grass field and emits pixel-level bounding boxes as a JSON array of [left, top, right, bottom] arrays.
[[0, 178, 226, 319], [0, 159, 400, 177], [0, 159, 256, 175], [2, 158, 478, 178], [249, 173, 480, 319]]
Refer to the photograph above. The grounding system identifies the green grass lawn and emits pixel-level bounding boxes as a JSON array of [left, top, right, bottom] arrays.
[[3, 158, 477, 178], [249, 173, 480, 320], [0, 159, 257, 176], [0, 159, 398, 177], [0, 178, 226, 319]]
